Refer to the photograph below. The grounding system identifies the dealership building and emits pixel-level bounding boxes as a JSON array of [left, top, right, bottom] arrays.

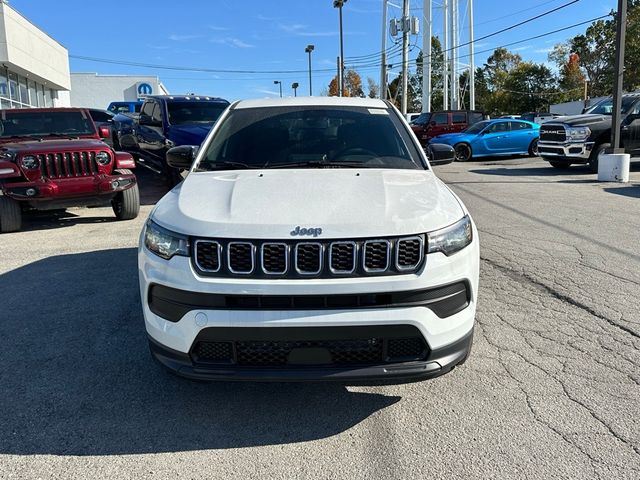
[[0, 0, 71, 108], [66, 73, 170, 110]]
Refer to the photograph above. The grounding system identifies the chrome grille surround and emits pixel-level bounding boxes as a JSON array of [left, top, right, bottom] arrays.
[[329, 241, 357, 274], [192, 235, 426, 279], [294, 242, 323, 275], [363, 239, 391, 273], [261, 242, 289, 275], [194, 240, 222, 273], [227, 241, 255, 274], [396, 236, 424, 271]]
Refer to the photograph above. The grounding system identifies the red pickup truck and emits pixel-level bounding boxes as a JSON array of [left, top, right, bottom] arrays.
[[0, 107, 139, 232]]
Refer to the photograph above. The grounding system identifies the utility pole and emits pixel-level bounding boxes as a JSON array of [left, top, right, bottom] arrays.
[[401, 0, 410, 114], [380, 0, 388, 100], [305, 44, 314, 96], [334, 0, 347, 97], [468, 0, 475, 109], [450, 0, 458, 109], [442, 0, 448, 110], [422, 0, 431, 112], [611, 0, 626, 153]]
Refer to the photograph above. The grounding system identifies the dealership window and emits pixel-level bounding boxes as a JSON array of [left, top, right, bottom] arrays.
[[0, 71, 7, 99], [18, 76, 28, 105], [8, 72, 18, 104], [1, 98, 10, 109], [37, 83, 45, 107], [28, 80, 37, 106], [44, 88, 52, 107]]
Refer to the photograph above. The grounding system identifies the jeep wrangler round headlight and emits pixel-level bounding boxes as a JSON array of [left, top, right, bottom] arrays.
[[21, 155, 39, 169], [427, 215, 473, 256], [96, 151, 111, 165], [566, 126, 590, 141], [144, 220, 189, 260]]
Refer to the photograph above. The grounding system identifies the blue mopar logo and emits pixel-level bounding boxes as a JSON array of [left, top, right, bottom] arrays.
[[137, 83, 153, 95]]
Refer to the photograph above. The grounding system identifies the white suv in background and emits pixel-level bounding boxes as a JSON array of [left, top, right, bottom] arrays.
[[138, 97, 479, 383]]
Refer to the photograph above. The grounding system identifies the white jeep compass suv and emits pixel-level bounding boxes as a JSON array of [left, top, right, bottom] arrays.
[[138, 97, 479, 383]]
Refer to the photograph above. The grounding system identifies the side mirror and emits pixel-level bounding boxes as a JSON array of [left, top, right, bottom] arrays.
[[139, 114, 161, 127], [166, 145, 198, 169], [425, 143, 455, 166], [98, 126, 111, 138]]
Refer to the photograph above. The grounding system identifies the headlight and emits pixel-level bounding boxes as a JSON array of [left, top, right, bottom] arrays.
[[0, 150, 15, 161], [566, 126, 591, 141], [96, 151, 111, 165], [427, 215, 473, 256], [21, 155, 39, 169], [144, 220, 189, 260]]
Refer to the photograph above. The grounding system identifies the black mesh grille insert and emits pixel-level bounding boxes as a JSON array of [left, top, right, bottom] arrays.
[[330, 242, 356, 273], [262, 243, 287, 274], [397, 238, 422, 268], [192, 341, 233, 363], [364, 241, 389, 271], [195, 241, 220, 272], [296, 243, 322, 273], [235, 339, 383, 366], [228, 242, 253, 273], [387, 337, 427, 360]]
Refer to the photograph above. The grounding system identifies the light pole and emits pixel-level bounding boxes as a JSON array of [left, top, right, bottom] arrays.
[[273, 80, 282, 98], [305, 44, 314, 96], [333, 0, 347, 97], [292, 82, 299, 97]]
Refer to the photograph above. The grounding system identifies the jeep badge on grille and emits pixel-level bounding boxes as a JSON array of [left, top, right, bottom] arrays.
[[290, 226, 323, 237]]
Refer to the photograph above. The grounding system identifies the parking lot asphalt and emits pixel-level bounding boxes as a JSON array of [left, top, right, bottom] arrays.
[[1, 160, 639, 479]]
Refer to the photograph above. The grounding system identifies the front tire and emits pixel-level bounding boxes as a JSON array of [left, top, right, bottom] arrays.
[[0, 196, 22, 232], [528, 138, 539, 156], [454, 143, 472, 162], [111, 169, 140, 220], [588, 142, 610, 173]]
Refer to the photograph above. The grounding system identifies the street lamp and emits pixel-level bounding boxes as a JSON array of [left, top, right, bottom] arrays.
[[273, 80, 282, 98], [333, 0, 347, 97], [305, 44, 314, 96], [292, 82, 299, 97]]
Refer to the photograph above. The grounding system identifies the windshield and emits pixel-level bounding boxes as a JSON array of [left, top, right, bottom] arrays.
[[0, 110, 95, 138], [167, 102, 228, 125], [411, 112, 431, 125], [585, 97, 638, 115], [196, 106, 424, 171], [463, 120, 491, 134]]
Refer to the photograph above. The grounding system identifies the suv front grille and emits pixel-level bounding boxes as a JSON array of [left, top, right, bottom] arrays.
[[540, 124, 567, 142], [39, 151, 101, 179], [192, 235, 425, 278]]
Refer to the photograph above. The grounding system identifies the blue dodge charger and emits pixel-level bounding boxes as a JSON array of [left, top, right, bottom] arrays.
[[430, 119, 540, 162]]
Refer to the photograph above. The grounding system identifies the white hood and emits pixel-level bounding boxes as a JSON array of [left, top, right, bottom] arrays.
[[152, 169, 464, 239]]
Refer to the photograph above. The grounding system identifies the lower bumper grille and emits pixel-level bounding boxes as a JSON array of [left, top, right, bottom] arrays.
[[190, 326, 429, 368]]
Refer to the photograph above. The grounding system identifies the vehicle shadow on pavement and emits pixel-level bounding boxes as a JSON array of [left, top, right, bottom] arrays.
[[604, 184, 640, 198], [0, 248, 400, 456], [468, 166, 593, 178]]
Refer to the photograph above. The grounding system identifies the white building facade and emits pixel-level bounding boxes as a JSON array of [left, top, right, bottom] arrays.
[[68, 73, 170, 109], [0, 1, 71, 108]]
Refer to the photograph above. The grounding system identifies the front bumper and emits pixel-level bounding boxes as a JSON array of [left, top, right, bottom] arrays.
[[148, 327, 473, 384], [1, 173, 136, 201], [538, 141, 594, 162], [138, 224, 479, 383]]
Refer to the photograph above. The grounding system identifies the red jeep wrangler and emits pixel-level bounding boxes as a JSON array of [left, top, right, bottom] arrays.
[[0, 108, 140, 232]]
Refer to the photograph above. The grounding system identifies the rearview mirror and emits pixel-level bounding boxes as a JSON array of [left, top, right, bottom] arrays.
[[425, 143, 455, 166], [166, 145, 198, 169]]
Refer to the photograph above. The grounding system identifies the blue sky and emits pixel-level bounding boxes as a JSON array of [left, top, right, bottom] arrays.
[[11, 0, 616, 101]]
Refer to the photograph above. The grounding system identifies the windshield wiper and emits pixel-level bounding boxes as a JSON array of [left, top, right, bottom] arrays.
[[44, 132, 81, 139], [269, 160, 365, 169], [205, 160, 253, 170]]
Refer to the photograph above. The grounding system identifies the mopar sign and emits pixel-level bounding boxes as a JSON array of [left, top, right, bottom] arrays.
[[137, 82, 153, 96]]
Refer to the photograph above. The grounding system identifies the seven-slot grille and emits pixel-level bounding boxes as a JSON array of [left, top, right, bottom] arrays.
[[539, 124, 567, 143], [192, 235, 425, 278], [38, 151, 101, 179]]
